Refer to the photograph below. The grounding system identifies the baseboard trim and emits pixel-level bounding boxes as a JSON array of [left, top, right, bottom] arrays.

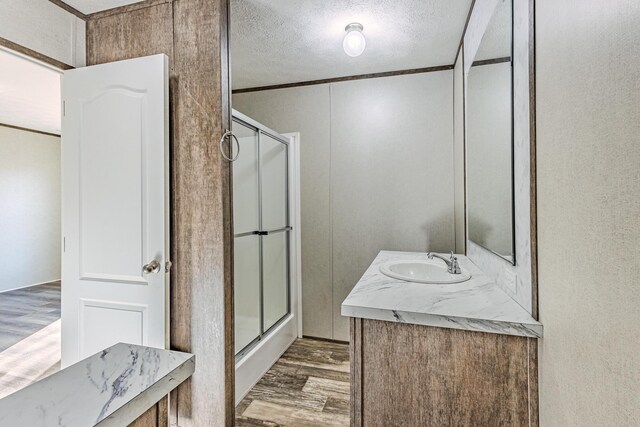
[[0, 279, 61, 294], [302, 335, 349, 345]]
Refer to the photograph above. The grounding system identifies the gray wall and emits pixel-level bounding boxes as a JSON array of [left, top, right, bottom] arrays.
[[537, 0, 640, 424], [0, 126, 61, 292], [234, 71, 455, 340]]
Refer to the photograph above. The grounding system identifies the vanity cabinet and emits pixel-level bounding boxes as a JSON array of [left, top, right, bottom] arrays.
[[129, 401, 167, 427], [350, 318, 538, 426]]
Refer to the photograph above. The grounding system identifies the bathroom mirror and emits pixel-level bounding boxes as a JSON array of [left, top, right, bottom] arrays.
[[467, 0, 515, 263]]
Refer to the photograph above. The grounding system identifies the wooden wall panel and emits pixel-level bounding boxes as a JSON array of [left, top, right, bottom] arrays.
[[86, 0, 233, 425], [86, 3, 174, 66], [353, 319, 537, 426], [170, 0, 233, 424]]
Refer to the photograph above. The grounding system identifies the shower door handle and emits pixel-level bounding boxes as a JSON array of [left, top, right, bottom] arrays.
[[248, 227, 292, 237], [257, 227, 292, 236], [219, 130, 240, 162]]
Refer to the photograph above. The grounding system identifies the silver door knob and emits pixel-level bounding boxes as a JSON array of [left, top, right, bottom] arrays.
[[143, 259, 161, 274]]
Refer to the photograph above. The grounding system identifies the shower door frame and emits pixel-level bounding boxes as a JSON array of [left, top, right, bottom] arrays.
[[232, 110, 301, 404]]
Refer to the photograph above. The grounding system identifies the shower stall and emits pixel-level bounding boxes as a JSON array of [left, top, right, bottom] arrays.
[[231, 110, 300, 403]]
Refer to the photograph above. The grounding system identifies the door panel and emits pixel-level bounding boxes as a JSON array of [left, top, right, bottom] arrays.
[[234, 235, 261, 353], [80, 300, 146, 358], [80, 90, 145, 282], [262, 231, 289, 331], [61, 54, 169, 366], [260, 133, 288, 231], [232, 121, 259, 235]]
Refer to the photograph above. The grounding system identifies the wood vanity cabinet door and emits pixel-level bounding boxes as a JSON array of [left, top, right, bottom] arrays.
[[350, 318, 537, 426], [128, 396, 168, 427], [128, 406, 157, 427]]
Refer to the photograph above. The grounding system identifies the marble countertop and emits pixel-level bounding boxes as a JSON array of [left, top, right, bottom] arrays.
[[341, 251, 542, 338], [0, 343, 195, 426]]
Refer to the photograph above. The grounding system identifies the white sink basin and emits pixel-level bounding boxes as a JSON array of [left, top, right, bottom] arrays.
[[379, 260, 471, 284]]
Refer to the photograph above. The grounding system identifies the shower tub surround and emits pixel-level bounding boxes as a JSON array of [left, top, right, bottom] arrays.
[[0, 343, 194, 426], [342, 250, 542, 338]]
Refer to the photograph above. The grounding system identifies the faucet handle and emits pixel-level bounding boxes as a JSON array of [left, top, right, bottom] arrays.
[[449, 252, 462, 274]]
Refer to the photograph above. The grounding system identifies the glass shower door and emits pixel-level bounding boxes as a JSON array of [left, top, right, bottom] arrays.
[[260, 133, 290, 331], [233, 114, 291, 356], [232, 120, 261, 354]]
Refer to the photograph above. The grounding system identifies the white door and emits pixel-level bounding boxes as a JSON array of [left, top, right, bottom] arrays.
[[61, 54, 169, 367]]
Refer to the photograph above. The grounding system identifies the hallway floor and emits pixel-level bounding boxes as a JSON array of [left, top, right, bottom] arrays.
[[236, 338, 350, 426], [0, 281, 61, 398]]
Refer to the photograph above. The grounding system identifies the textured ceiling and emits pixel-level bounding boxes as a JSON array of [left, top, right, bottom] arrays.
[[0, 48, 61, 134], [62, 0, 145, 14], [231, 0, 473, 89]]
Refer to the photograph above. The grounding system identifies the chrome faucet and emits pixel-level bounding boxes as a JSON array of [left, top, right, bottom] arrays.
[[427, 251, 462, 274]]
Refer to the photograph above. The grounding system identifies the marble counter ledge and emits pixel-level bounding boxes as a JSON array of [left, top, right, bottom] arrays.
[[0, 343, 195, 427], [341, 251, 542, 338]]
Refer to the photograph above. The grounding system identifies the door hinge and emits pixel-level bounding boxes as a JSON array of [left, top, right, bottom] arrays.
[[63, 101, 65, 117], [63, 237, 66, 252]]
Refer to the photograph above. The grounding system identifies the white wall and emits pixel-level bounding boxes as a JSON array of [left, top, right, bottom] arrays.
[[0, 126, 61, 292], [0, 0, 86, 68], [234, 71, 455, 341], [537, 0, 640, 424]]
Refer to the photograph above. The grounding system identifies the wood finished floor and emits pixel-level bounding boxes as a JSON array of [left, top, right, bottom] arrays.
[[0, 281, 61, 351], [0, 281, 61, 398], [236, 338, 350, 427]]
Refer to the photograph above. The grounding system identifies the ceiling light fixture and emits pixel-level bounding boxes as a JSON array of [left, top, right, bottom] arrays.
[[343, 23, 366, 57]]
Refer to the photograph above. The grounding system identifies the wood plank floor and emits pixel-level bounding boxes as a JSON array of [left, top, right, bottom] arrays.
[[0, 281, 61, 351], [0, 281, 61, 398], [236, 338, 350, 427]]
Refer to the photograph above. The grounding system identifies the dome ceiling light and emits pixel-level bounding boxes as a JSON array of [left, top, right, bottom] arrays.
[[343, 23, 366, 57]]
